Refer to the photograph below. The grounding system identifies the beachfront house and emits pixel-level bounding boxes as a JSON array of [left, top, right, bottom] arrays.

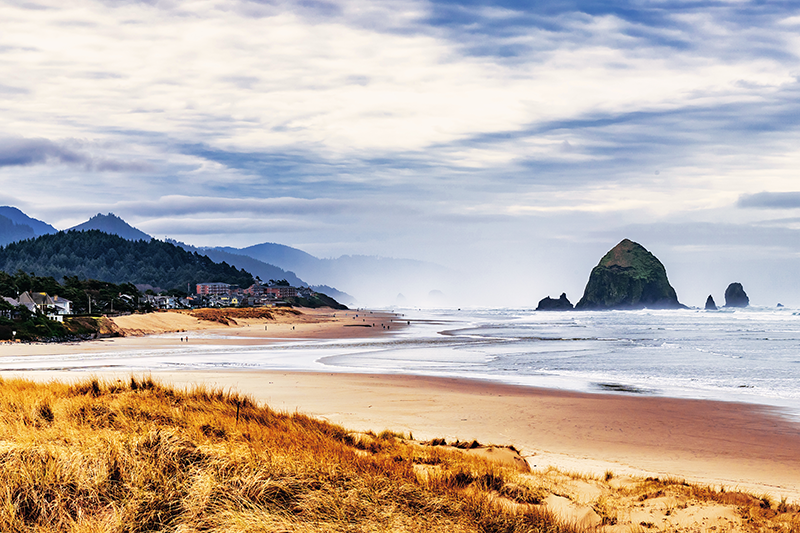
[[141, 294, 181, 309], [52, 295, 72, 316], [16, 292, 73, 322], [1, 296, 20, 319]]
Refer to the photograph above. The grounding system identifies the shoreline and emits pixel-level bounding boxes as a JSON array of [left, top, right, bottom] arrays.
[[0, 307, 408, 356], [8, 368, 800, 503], [2, 307, 799, 503]]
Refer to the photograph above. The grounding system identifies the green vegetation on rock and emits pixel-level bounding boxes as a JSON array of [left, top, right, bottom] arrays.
[[285, 292, 348, 310], [576, 239, 684, 310]]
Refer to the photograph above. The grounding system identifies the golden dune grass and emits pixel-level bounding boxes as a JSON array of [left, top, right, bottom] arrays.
[[1, 376, 799, 533], [0, 376, 572, 533]]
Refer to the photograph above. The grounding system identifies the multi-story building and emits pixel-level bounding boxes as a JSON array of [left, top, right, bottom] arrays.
[[196, 282, 231, 296], [264, 286, 297, 299]]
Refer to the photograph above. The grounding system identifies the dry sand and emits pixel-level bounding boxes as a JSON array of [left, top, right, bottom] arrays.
[[9, 369, 799, 504], [0, 307, 404, 356], [2, 307, 800, 524]]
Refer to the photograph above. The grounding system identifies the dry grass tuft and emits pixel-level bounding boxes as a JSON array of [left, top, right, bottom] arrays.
[[0, 376, 576, 533], [187, 307, 301, 325]]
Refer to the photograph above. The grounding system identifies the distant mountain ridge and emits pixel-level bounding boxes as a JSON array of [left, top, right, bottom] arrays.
[[68, 213, 152, 241], [0, 206, 57, 237], [0, 207, 443, 304], [0, 206, 58, 246], [0, 215, 36, 246], [166, 239, 306, 288], [223, 244, 452, 304]]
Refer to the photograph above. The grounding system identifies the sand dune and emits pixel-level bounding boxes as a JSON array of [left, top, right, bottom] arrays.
[[2, 308, 799, 530]]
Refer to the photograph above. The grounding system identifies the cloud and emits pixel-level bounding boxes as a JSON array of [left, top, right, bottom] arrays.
[[0, 137, 151, 172], [0, 137, 85, 167], [738, 191, 800, 209], [137, 216, 329, 235], [3, 0, 800, 304], [601, 221, 800, 250], [118, 195, 353, 218]]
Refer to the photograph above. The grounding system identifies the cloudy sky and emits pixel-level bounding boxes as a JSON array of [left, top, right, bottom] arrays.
[[2, 0, 800, 306]]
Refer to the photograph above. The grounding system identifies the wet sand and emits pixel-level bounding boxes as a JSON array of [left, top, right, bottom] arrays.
[[2, 308, 799, 502]]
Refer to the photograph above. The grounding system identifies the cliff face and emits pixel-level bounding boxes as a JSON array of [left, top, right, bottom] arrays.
[[575, 239, 683, 310]]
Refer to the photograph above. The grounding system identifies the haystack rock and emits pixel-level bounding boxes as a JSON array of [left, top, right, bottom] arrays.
[[724, 282, 749, 308], [705, 295, 717, 310], [575, 239, 684, 310], [536, 293, 573, 311]]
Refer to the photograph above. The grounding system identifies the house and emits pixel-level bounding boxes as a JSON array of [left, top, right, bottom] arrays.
[[142, 294, 180, 309], [16, 292, 72, 322], [17, 292, 41, 314], [1, 297, 19, 319], [52, 295, 72, 316]]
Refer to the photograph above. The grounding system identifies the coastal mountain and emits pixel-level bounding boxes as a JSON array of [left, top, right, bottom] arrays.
[[0, 230, 253, 291], [576, 239, 684, 310], [68, 213, 152, 241], [171, 241, 356, 304], [0, 207, 435, 304], [0, 206, 58, 246], [167, 239, 306, 288], [0, 214, 36, 246], [219, 243, 451, 304], [228, 242, 319, 274], [0, 206, 57, 237]]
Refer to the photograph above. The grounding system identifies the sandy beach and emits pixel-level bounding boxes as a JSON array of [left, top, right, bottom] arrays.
[[3, 308, 800, 505], [0, 307, 405, 356]]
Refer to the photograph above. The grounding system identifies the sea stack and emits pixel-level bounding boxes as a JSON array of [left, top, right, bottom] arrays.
[[705, 295, 717, 310], [575, 239, 684, 310], [724, 282, 749, 307], [536, 293, 573, 311]]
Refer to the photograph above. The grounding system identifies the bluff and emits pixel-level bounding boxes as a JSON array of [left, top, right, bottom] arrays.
[[575, 239, 683, 310]]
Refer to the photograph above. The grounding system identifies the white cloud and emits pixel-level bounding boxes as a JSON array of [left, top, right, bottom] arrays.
[[2, 0, 800, 304]]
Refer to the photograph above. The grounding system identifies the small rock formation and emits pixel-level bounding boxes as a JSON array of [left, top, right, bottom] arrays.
[[705, 295, 717, 310], [575, 239, 684, 310], [777, 303, 784, 308], [724, 282, 749, 308], [536, 293, 573, 311]]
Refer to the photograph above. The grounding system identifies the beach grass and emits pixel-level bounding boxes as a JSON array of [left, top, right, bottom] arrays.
[[0, 376, 573, 532], [1, 375, 799, 532]]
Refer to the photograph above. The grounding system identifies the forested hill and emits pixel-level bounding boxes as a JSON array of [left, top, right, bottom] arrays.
[[0, 230, 254, 290]]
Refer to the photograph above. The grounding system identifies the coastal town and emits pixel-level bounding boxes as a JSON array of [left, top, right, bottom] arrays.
[[2, 280, 320, 320]]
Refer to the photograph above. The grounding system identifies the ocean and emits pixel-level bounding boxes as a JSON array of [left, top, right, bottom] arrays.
[[4, 307, 800, 416]]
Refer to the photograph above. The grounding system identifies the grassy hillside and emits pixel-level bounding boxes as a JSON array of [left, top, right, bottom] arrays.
[[0, 377, 573, 533]]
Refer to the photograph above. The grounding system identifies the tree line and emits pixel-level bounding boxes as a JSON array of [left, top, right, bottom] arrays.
[[0, 230, 254, 291]]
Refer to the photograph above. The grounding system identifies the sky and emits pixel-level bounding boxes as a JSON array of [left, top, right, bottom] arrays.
[[2, 0, 800, 307]]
